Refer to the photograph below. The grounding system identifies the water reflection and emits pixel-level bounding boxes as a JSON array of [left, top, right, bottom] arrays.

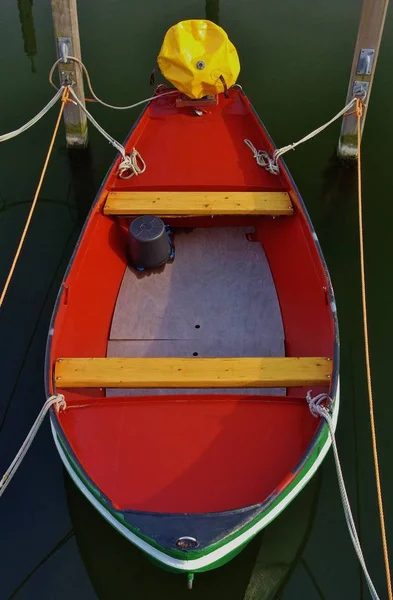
[[17, 0, 37, 73], [67, 147, 98, 226], [8, 530, 74, 599], [205, 0, 219, 24], [319, 153, 356, 218]]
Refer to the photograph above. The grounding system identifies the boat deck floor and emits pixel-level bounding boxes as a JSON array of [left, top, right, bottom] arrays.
[[107, 227, 285, 395], [61, 229, 319, 514]]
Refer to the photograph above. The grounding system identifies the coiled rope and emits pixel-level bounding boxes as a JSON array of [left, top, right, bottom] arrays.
[[0, 394, 66, 496], [355, 98, 392, 600], [243, 139, 280, 175]]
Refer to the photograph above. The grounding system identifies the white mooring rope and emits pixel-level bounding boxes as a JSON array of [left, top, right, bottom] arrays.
[[0, 394, 66, 497], [306, 392, 381, 600], [245, 96, 358, 175], [0, 86, 65, 143], [0, 54, 176, 146], [49, 55, 178, 110], [68, 87, 146, 178]]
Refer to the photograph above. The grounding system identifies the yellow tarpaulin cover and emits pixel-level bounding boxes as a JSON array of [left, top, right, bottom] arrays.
[[157, 20, 240, 100]]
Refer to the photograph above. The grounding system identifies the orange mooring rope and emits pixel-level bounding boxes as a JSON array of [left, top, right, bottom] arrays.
[[356, 97, 392, 600], [0, 87, 70, 308]]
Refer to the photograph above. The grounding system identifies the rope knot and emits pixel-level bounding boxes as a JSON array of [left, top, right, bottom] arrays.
[[118, 148, 147, 179], [244, 139, 280, 175], [306, 391, 332, 418], [356, 98, 364, 118], [61, 87, 71, 104], [53, 393, 66, 413]]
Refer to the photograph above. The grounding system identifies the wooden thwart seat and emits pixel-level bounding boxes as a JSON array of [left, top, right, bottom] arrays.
[[55, 357, 331, 389], [103, 191, 293, 216]]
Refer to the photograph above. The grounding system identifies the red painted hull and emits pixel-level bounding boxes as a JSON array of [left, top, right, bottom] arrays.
[[46, 87, 338, 564]]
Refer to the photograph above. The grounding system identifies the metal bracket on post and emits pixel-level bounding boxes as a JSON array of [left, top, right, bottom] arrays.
[[57, 37, 76, 87], [353, 81, 369, 99], [338, 0, 389, 160], [57, 36, 72, 63], [357, 48, 375, 75], [60, 70, 75, 86]]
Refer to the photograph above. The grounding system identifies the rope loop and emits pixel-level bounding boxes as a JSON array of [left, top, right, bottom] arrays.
[[67, 87, 147, 179], [244, 139, 280, 175], [305, 391, 332, 418], [49, 55, 177, 110], [118, 148, 147, 179], [54, 393, 67, 412]]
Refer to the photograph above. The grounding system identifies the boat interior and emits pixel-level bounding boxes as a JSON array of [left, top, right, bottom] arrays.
[[49, 89, 335, 514]]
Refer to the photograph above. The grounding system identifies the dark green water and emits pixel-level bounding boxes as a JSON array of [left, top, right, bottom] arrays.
[[1, 1, 393, 598]]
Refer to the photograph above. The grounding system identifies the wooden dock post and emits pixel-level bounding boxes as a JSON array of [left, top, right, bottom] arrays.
[[205, 0, 220, 24], [338, 0, 390, 159], [51, 0, 88, 148]]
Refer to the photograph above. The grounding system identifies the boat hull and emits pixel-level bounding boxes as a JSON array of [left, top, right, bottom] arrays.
[[46, 86, 340, 576]]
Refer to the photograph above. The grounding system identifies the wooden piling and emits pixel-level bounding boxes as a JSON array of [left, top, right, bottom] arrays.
[[338, 0, 390, 159], [205, 0, 220, 24], [51, 0, 88, 148]]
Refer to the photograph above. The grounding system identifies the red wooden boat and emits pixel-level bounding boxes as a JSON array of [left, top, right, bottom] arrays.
[[46, 53, 339, 583]]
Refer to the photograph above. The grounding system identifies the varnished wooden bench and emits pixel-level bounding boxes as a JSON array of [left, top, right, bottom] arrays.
[[103, 191, 293, 216], [54, 357, 331, 388]]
